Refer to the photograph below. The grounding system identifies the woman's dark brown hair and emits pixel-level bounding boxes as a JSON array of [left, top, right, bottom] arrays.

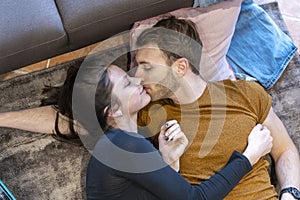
[[41, 59, 117, 144], [94, 68, 115, 132]]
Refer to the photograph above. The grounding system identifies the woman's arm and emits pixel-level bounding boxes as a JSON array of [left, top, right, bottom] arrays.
[[112, 141, 251, 200], [0, 106, 68, 134], [109, 124, 272, 200], [158, 121, 272, 171], [0, 106, 55, 133]]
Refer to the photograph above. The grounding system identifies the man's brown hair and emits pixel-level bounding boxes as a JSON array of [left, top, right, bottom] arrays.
[[136, 16, 202, 75]]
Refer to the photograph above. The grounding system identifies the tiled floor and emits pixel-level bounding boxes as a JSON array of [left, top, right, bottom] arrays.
[[255, 0, 300, 53], [278, 0, 300, 51], [0, 33, 129, 81], [0, 0, 299, 81]]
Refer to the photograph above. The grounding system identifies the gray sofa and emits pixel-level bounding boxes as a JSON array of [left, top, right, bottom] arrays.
[[0, 0, 193, 74]]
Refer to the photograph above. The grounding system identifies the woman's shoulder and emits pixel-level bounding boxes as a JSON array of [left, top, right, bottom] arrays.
[[91, 129, 162, 174], [95, 129, 157, 154]]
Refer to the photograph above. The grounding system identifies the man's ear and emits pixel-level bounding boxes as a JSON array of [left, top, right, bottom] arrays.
[[173, 58, 189, 77]]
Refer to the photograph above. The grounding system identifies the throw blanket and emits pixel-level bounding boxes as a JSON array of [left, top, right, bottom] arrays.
[[194, 0, 297, 89], [227, 0, 297, 89]]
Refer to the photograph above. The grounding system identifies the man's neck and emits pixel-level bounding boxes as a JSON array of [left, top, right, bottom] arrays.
[[170, 74, 207, 105]]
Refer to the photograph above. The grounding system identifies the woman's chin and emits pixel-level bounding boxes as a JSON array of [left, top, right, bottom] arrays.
[[138, 96, 151, 111], [144, 95, 151, 106]]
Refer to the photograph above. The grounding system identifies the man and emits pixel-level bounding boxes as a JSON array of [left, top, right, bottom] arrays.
[[134, 16, 300, 200]]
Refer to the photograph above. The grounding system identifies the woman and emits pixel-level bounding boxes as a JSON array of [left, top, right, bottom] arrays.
[[81, 61, 273, 200], [0, 59, 272, 199]]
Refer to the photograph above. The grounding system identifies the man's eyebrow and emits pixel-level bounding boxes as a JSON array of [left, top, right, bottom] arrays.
[[137, 61, 149, 65]]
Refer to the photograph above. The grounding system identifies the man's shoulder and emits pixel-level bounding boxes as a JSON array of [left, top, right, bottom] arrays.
[[209, 79, 265, 93], [207, 79, 270, 106], [214, 79, 260, 86]]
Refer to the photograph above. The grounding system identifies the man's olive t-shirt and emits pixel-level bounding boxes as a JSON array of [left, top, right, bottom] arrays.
[[137, 80, 277, 200]]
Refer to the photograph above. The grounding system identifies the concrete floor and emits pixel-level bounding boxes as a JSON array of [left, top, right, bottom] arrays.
[[1, 0, 299, 80]]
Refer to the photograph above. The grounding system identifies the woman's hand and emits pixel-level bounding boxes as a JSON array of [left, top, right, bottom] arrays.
[[242, 124, 273, 166], [158, 120, 189, 170]]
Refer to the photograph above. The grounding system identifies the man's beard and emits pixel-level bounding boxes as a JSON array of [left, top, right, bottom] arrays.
[[150, 70, 180, 101]]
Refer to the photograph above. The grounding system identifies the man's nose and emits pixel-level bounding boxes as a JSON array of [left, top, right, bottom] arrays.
[[130, 77, 142, 85], [134, 65, 143, 79]]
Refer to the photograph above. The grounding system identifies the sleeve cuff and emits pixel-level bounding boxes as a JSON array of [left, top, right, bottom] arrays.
[[229, 150, 253, 171]]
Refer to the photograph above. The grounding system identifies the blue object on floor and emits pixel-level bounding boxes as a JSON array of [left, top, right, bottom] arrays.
[[226, 0, 297, 89], [0, 180, 16, 200]]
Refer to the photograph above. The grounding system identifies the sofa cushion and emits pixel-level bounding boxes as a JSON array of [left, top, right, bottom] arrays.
[[0, 0, 68, 74], [55, 0, 193, 51]]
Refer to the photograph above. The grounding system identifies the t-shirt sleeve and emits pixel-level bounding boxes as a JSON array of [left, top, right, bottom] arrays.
[[242, 81, 272, 123], [111, 133, 252, 200]]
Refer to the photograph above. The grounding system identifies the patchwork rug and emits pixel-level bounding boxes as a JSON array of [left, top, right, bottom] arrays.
[[0, 2, 299, 199]]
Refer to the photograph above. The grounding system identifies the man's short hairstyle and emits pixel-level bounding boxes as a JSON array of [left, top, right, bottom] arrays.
[[136, 16, 202, 75]]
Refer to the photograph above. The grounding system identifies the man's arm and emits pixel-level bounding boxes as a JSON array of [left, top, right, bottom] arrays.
[[263, 107, 300, 199]]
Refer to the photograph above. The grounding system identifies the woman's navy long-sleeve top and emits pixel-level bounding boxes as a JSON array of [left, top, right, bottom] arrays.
[[86, 129, 252, 200]]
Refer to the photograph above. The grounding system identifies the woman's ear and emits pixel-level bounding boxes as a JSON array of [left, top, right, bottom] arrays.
[[111, 110, 123, 118], [105, 106, 123, 118], [172, 58, 189, 77]]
